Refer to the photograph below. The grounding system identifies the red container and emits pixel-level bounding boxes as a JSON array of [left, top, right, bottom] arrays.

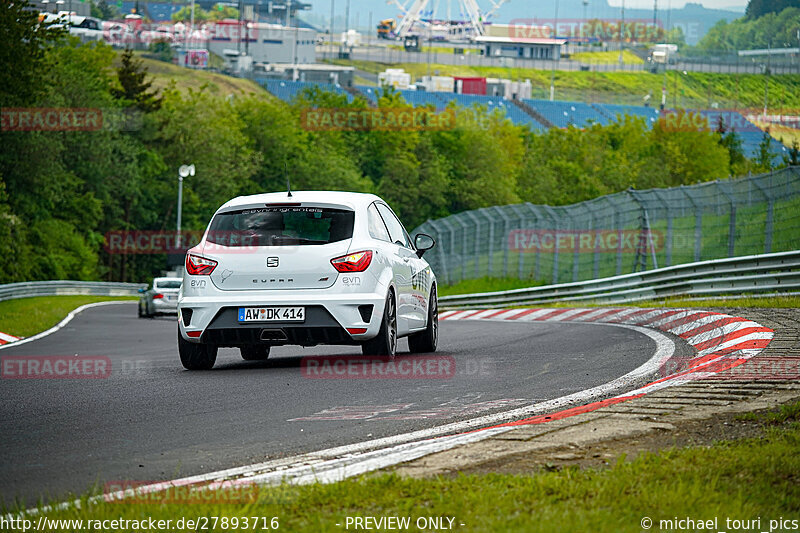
[[454, 77, 487, 95]]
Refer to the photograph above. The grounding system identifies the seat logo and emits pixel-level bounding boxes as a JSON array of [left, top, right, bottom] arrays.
[[266, 257, 279, 268]]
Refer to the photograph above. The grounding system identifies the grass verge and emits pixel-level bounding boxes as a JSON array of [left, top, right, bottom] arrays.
[[331, 58, 800, 109], [0, 296, 136, 338], [438, 276, 543, 297], [117, 52, 269, 99], [12, 403, 800, 532]]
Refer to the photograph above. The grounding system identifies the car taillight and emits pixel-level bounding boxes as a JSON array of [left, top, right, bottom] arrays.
[[152, 293, 164, 299], [186, 253, 218, 275], [331, 250, 373, 272]]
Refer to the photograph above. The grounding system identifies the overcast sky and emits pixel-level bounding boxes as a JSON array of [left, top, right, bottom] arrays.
[[606, 0, 747, 9]]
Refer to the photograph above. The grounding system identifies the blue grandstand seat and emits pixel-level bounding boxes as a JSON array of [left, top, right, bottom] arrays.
[[256, 79, 353, 104], [523, 99, 610, 128]]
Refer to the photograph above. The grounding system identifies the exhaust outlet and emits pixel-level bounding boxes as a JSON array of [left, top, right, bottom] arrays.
[[260, 329, 288, 342]]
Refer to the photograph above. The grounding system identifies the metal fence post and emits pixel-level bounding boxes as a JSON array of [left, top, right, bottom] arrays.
[[604, 195, 625, 276], [439, 218, 459, 283], [716, 180, 737, 257], [653, 190, 673, 267], [481, 209, 496, 277], [542, 205, 560, 284], [751, 177, 774, 254], [582, 201, 602, 280], [456, 214, 470, 282], [508, 204, 529, 280], [492, 206, 512, 277], [525, 203, 544, 281], [464, 210, 483, 278], [679, 185, 703, 262], [629, 189, 659, 271]]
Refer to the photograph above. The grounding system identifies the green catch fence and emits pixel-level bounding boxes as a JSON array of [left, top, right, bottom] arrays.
[[412, 167, 800, 285]]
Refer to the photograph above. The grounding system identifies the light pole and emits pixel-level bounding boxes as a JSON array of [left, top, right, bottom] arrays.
[[549, 0, 559, 101], [618, 0, 625, 67], [177, 165, 195, 242], [329, 0, 335, 60]]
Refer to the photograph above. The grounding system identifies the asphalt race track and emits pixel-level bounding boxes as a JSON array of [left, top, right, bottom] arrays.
[[1, 302, 672, 506]]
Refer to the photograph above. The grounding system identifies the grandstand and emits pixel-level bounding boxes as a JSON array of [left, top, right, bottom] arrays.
[[523, 99, 612, 128], [255, 79, 790, 162], [256, 79, 354, 103]]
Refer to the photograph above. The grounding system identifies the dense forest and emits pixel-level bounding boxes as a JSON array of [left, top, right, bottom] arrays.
[[691, 6, 800, 53], [0, 1, 793, 284]]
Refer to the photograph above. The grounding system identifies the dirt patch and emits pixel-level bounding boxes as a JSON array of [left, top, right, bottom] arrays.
[[444, 406, 791, 477]]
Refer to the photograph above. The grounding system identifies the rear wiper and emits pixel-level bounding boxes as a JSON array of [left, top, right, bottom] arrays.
[[269, 236, 327, 245]]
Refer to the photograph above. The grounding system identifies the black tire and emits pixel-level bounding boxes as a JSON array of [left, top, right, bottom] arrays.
[[178, 330, 217, 370], [408, 286, 438, 353], [240, 345, 271, 361], [362, 290, 397, 357], [138, 302, 144, 318]]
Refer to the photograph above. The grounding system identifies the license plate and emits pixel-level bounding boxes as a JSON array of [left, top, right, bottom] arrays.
[[167, 295, 177, 301], [238, 307, 305, 323]]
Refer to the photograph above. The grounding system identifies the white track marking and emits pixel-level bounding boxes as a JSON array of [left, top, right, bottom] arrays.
[[568, 307, 615, 321], [695, 332, 774, 358], [514, 308, 554, 321], [683, 320, 762, 346], [0, 331, 20, 343], [646, 310, 695, 328], [667, 314, 730, 336], [0, 301, 134, 351], [535, 308, 592, 321]]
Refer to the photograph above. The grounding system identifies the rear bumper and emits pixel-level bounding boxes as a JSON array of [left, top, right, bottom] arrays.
[[178, 288, 387, 346], [151, 298, 178, 313]]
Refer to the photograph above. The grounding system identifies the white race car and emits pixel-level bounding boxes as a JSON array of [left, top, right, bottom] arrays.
[[177, 191, 438, 370]]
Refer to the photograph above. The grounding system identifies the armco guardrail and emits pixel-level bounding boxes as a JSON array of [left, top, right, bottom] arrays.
[[440, 250, 800, 308], [0, 281, 147, 302]]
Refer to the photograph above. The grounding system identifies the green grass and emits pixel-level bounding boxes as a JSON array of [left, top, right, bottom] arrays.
[[439, 276, 544, 296], [570, 50, 644, 65], [622, 295, 800, 309], [12, 403, 800, 532], [329, 58, 800, 109], [0, 295, 136, 338], [118, 52, 270, 99]]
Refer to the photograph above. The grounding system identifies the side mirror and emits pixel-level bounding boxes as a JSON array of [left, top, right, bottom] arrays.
[[138, 288, 145, 294], [414, 233, 435, 258]]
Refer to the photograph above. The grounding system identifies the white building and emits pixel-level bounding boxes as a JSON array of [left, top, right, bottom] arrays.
[[206, 21, 316, 64], [476, 24, 566, 61]]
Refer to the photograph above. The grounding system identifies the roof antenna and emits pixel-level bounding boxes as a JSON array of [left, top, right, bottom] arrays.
[[285, 162, 293, 198]]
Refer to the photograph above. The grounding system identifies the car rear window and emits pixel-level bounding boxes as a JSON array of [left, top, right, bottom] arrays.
[[155, 280, 181, 289], [206, 206, 355, 247]]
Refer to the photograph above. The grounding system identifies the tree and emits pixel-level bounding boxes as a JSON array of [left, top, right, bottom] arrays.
[[112, 49, 162, 112], [207, 4, 240, 22], [789, 139, 800, 166], [172, 5, 210, 23], [0, 0, 64, 106], [746, 0, 800, 19], [756, 130, 774, 169], [91, 0, 121, 20], [715, 115, 746, 170]]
